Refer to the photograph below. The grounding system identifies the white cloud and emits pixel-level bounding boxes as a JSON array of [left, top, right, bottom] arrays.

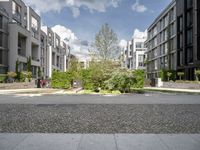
[[51, 25, 89, 60], [52, 25, 77, 41], [23, 0, 121, 18], [132, 0, 147, 13], [119, 39, 127, 48], [132, 29, 147, 39]]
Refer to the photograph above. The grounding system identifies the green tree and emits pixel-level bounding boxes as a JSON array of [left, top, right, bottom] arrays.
[[15, 60, 20, 80], [195, 69, 200, 81], [177, 72, 184, 80], [94, 23, 119, 60], [27, 56, 31, 72]]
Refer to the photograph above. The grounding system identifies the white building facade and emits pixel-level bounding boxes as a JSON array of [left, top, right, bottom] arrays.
[[0, 0, 70, 79], [124, 30, 147, 70]]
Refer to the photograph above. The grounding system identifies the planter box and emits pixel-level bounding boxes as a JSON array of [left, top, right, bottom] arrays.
[[0, 81, 36, 89], [162, 82, 200, 89]]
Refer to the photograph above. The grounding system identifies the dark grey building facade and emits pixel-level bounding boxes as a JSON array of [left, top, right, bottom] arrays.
[[0, 8, 9, 74], [146, 0, 200, 80], [176, 0, 200, 80]]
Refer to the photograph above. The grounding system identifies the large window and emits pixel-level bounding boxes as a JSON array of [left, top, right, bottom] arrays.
[[136, 42, 144, 49], [178, 51, 183, 66], [186, 29, 193, 45], [186, 0, 193, 9], [0, 33, 2, 47], [186, 11, 193, 27], [186, 48, 193, 63], [0, 50, 2, 64], [0, 15, 2, 29], [12, 1, 21, 22], [177, 16, 183, 32], [138, 55, 144, 67], [31, 16, 38, 32], [178, 33, 183, 49]]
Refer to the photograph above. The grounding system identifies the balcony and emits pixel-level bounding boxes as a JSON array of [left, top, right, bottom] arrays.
[[18, 34, 26, 57], [12, 11, 21, 23], [31, 43, 39, 62]]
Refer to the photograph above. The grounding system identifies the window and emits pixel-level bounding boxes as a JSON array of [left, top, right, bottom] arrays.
[[0, 50, 2, 64], [186, 11, 193, 27], [56, 38, 59, 47], [164, 56, 168, 68], [178, 16, 183, 32], [186, 0, 193, 9], [136, 42, 143, 48], [187, 48, 193, 63], [164, 43, 168, 54], [0, 33, 2, 47], [31, 16, 38, 32], [186, 29, 193, 45], [12, 1, 21, 14], [138, 55, 144, 67], [0, 15, 2, 29]]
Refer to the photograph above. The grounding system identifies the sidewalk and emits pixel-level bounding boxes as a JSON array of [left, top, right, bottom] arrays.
[[0, 88, 64, 95], [144, 87, 200, 94], [0, 134, 199, 150]]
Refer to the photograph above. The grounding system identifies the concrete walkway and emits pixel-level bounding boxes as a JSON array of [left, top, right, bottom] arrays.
[[144, 87, 200, 94], [0, 134, 200, 150]]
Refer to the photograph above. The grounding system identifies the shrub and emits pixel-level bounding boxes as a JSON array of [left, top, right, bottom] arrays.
[[19, 71, 32, 82], [167, 72, 172, 81], [7, 71, 17, 78], [160, 69, 176, 81], [51, 71, 72, 89], [132, 70, 145, 88], [177, 72, 184, 80], [104, 69, 144, 93], [195, 69, 200, 81], [0, 74, 7, 83]]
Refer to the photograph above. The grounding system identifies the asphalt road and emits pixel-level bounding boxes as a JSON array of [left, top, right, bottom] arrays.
[[0, 93, 200, 133], [0, 92, 200, 104]]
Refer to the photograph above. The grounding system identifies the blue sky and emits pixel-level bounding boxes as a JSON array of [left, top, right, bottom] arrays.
[[24, 0, 172, 59], [39, 0, 172, 41]]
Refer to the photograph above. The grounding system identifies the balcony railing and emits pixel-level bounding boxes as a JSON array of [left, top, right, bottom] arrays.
[[32, 57, 39, 62]]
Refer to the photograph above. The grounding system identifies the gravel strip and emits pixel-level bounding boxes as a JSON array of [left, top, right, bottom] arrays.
[[0, 104, 200, 133]]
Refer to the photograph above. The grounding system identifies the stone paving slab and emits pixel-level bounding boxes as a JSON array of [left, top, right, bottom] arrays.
[[0, 134, 200, 150], [115, 134, 169, 150]]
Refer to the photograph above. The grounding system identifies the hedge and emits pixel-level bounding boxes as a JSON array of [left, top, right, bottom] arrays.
[[51, 71, 73, 89], [0, 74, 7, 83]]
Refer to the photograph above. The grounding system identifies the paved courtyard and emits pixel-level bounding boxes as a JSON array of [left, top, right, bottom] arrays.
[[0, 93, 200, 149], [1, 134, 200, 150]]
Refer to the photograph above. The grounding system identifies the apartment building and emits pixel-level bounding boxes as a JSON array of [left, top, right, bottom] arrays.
[[124, 31, 147, 70], [146, 0, 176, 79], [124, 41, 132, 69], [0, 7, 9, 74], [176, 0, 200, 80], [41, 26, 69, 78], [0, 0, 41, 78], [0, 0, 70, 79]]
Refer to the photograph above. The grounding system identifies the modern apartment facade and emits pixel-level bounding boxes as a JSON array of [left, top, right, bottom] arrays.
[[41, 26, 70, 78], [124, 32, 147, 70], [176, 0, 200, 80], [146, 0, 200, 80], [0, 0, 70, 79], [0, 7, 9, 74], [146, 0, 177, 79]]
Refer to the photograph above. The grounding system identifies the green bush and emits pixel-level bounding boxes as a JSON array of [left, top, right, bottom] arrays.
[[0, 74, 7, 83], [7, 71, 17, 78], [132, 70, 145, 88], [160, 69, 176, 81], [195, 69, 200, 81], [104, 69, 144, 93], [51, 71, 72, 89], [19, 71, 32, 82], [177, 72, 184, 80]]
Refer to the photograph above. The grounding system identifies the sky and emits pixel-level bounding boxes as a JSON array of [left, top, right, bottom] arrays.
[[23, 0, 172, 60]]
